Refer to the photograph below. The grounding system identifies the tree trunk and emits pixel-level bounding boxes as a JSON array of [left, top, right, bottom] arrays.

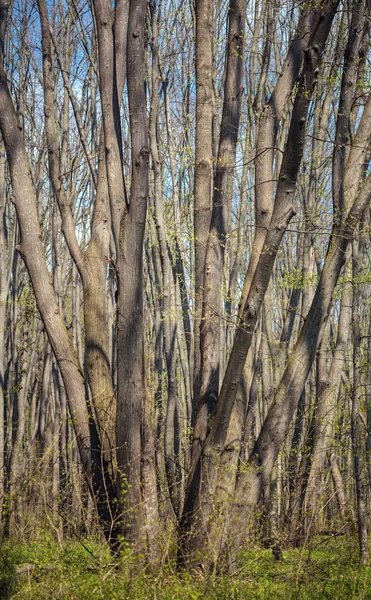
[[193, 0, 247, 463], [351, 234, 368, 564], [193, 0, 213, 409], [116, 0, 159, 552]]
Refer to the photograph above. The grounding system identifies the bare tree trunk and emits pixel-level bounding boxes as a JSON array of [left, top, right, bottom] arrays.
[[193, 0, 213, 408], [0, 134, 8, 524], [351, 234, 368, 564], [366, 316, 371, 485], [303, 255, 352, 530], [115, 0, 159, 552], [38, 0, 117, 529], [193, 0, 247, 462], [148, 6, 180, 516], [330, 451, 350, 526]]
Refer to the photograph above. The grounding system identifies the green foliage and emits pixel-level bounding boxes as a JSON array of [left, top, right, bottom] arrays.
[[237, 538, 371, 599], [1, 536, 371, 599], [0, 541, 17, 598], [275, 268, 317, 292]]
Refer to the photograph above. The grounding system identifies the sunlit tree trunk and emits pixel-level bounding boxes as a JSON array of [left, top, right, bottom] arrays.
[[193, 0, 213, 411], [115, 0, 159, 552], [351, 233, 368, 564]]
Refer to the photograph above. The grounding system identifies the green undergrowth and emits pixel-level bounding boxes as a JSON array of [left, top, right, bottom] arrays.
[[1, 534, 371, 599]]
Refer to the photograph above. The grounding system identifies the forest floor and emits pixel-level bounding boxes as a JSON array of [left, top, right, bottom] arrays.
[[1, 533, 371, 599]]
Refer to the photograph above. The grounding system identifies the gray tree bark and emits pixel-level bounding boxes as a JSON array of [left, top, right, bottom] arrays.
[[115, 0, 159, 553], [193, 0, 214, 410], [180, 0, 339, 569], [351, 233, 369, 564]]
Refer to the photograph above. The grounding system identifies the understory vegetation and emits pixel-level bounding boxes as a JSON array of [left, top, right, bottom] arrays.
[[1, 535, 371, 599]]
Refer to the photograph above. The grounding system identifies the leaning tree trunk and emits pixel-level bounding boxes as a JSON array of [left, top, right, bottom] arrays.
[[229, 167, 371, 562], [179, 1, 339, 569], [0, 0, 94, 509], [37, 0, 117, 532]]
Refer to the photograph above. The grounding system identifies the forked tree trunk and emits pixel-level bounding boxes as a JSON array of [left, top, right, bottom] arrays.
[[115, 0, 159, 553], [38, 0, 118, 534], [193, 0, 247, 464], [0, 0, 117, 539]]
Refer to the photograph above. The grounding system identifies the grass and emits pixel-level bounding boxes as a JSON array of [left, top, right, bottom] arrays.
[[1, 534, 371, 599]]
